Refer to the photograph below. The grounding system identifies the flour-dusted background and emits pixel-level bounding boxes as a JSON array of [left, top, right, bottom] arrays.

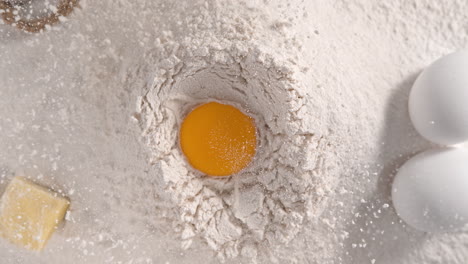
[[0, 0, 468, 263]]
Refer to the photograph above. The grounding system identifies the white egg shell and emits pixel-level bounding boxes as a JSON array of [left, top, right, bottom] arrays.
[[392, 148, 468, 233], [409, 50, 468, 145]]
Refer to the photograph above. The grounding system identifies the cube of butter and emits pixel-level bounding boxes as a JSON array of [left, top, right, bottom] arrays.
[[0, 177, 70, 250]]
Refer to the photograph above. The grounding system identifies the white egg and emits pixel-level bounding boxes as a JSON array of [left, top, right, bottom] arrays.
[[392, 148, 468, 232], [409, 50, 468, 145]]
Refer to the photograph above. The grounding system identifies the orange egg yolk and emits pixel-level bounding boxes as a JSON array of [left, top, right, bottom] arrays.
[[180, 102, 257, 176]]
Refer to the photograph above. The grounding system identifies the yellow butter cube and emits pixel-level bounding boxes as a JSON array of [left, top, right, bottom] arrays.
[[0, 177, 70, 250]]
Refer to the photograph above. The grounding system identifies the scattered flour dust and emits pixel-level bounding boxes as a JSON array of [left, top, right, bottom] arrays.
[[3, 0, 468, 263], [131, 3, 341, 262]]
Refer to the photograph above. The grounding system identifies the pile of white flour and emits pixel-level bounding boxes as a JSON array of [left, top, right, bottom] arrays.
[[132, 3, 342, 261]]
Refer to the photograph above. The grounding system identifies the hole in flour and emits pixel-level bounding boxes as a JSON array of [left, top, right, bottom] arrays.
[[161, 67, 292, 180]]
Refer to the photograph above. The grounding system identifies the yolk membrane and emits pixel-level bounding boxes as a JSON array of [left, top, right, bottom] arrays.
[[180, 102, 257, 176]]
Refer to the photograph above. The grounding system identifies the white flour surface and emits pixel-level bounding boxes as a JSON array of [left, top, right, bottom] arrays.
[[0, 0, 468, 263]]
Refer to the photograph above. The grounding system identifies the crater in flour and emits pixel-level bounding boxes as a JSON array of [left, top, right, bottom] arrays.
[[134, 39, 338, 261]]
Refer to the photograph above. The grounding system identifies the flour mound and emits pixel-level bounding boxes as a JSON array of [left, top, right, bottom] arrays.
[[130, 3, 340, 262]]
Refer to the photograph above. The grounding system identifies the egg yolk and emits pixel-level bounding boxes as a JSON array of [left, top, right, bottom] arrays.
[[180, 102, 257, 176]]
